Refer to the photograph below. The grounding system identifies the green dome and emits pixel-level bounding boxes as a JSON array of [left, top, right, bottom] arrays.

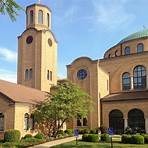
[[119, 29, 148, 44]]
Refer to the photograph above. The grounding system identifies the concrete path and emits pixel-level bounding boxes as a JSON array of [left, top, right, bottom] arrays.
[[30, 135, 82, 148]]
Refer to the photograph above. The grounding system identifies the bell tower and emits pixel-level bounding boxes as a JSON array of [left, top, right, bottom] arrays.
[[17, 4, 57, 92]]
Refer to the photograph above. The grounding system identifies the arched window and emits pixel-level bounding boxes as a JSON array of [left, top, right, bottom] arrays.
[[133, 65, 146, 89], [30, 10, 34, 24], [83, 118, 87, 126], [109, 109, 124, 134], [47, 70, 49, 80], [24, 113, 29, 130], [29, 68, 32, 80], [128, 109, 145, 130], [115, 50, 118, 57], [124, 47, 130, 55], [137, 43, 144, 53], [47, 13, 50, 27], [0, 113, 4, 131], [50, 71, 52, 81], [122, 72, 131, 90], [25, 69, 29, 80], [30, 114, 35, 130], [38, 10, 43, 24], [108, 54, 111, 58]]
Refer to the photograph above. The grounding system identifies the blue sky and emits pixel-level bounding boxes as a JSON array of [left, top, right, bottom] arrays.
[[0, 0, 148, 82]]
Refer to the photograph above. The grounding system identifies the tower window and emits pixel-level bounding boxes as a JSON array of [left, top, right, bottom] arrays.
[[25, 69, 29, 80], [47, 13, 50, 27], [30, 10, 34, 24], [26, 36, 33, 44], [30, 68, 32, 80], [137, 43, 144, 53], [38, 10, 43, 24]]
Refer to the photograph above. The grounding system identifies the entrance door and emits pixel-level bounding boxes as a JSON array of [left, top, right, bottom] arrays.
[[109, 109, 124, 134]]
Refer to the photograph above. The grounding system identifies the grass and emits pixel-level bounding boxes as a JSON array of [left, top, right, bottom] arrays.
[[51, 140, 148, 148]]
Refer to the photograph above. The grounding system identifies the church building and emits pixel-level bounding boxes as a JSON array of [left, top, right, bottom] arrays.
[[67, 30, 148, 134], [0, 2, 148, 138]]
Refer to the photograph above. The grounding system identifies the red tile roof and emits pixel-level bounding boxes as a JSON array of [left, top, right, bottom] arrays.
[[0, 80, 46, 104], [101, 90, 148, 102]]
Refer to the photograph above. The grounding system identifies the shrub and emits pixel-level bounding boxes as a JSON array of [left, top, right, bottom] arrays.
[[90, 129, 97, 134], [82, 134, 99, 142], [124, 127, 132, 134], [99, 125, 107, 134], [101, 134, 110, 142], [4, 129, 21, 142], [64, 129, 74, 136], [34, 133, 46, 139], [23, 134, 33, 139], [20, 137, 46, 147], [131, 135, 144, 144], [57, 130, 65, 136], [142, 134, 148, 144], [2, 142, 16, 148], [78, 128, 90, 134], [82, 134, 89, 141], [122, 134, 132, 143], [56, 134, 64, 138]]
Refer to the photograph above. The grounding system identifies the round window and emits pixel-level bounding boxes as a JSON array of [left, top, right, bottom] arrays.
[[77, 69, 87, 80], [26, 36, 33, 44], [48, 39, 52, 47]]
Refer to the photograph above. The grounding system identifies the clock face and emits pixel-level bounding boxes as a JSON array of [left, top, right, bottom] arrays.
[[26, 36, 33, 44], [77, 69, 87, 80], [48, 38, 52, 47]]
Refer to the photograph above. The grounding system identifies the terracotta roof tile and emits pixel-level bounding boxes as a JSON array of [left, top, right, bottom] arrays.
[[101, 90, 148, 102], [0, 80, 46, 104]]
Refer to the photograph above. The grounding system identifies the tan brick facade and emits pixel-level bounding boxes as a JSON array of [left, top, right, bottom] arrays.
[[17, 4, 57, 92], [67, 35, 148, 133]]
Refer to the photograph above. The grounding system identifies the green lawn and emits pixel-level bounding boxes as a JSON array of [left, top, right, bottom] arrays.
[[51, 141, 148, 148]]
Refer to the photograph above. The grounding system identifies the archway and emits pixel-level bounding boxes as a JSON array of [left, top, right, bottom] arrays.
[[128, 109, 145, 130], [109, 109, 124, 134]]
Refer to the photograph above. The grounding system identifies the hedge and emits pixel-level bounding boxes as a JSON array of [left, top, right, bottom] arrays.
[[4, 129, 21, 142], [101, 134, 110, 142], [82, 134, 99, 142], [122, 134, 144, 144], [23, 134, 33, 139], [34, 133, 46, 139], [64, 129, 74, 136], [78, 128, 90, 134], [143, 134, 148, 144], [122, 134, 132, 144], [131, 135, 144, 144]]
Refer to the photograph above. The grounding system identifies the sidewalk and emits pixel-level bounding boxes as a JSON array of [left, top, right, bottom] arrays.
[[29, 135, 82, 148]]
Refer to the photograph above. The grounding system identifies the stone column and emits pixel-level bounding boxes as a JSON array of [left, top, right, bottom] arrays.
[[124, 118, 128, 129], [131, 76, 134, 90], [145, 118, 148, 133]]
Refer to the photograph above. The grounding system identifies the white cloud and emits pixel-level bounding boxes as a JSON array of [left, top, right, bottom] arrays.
[[0, 69, 16, 83], [0, 47, 17, 62], [92, 0, 135, 30]]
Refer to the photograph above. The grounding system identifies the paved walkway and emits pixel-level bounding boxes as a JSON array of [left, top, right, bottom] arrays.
[[30, 135, 82, 148]]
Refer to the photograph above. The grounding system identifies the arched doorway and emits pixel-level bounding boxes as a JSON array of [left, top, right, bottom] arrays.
[[128, 109, 145, 130], [109, 109, 124, 134]]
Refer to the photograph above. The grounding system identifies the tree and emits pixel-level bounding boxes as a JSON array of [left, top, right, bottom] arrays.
[[0, 0, 23, 21], [33, 81, 92, 137]]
